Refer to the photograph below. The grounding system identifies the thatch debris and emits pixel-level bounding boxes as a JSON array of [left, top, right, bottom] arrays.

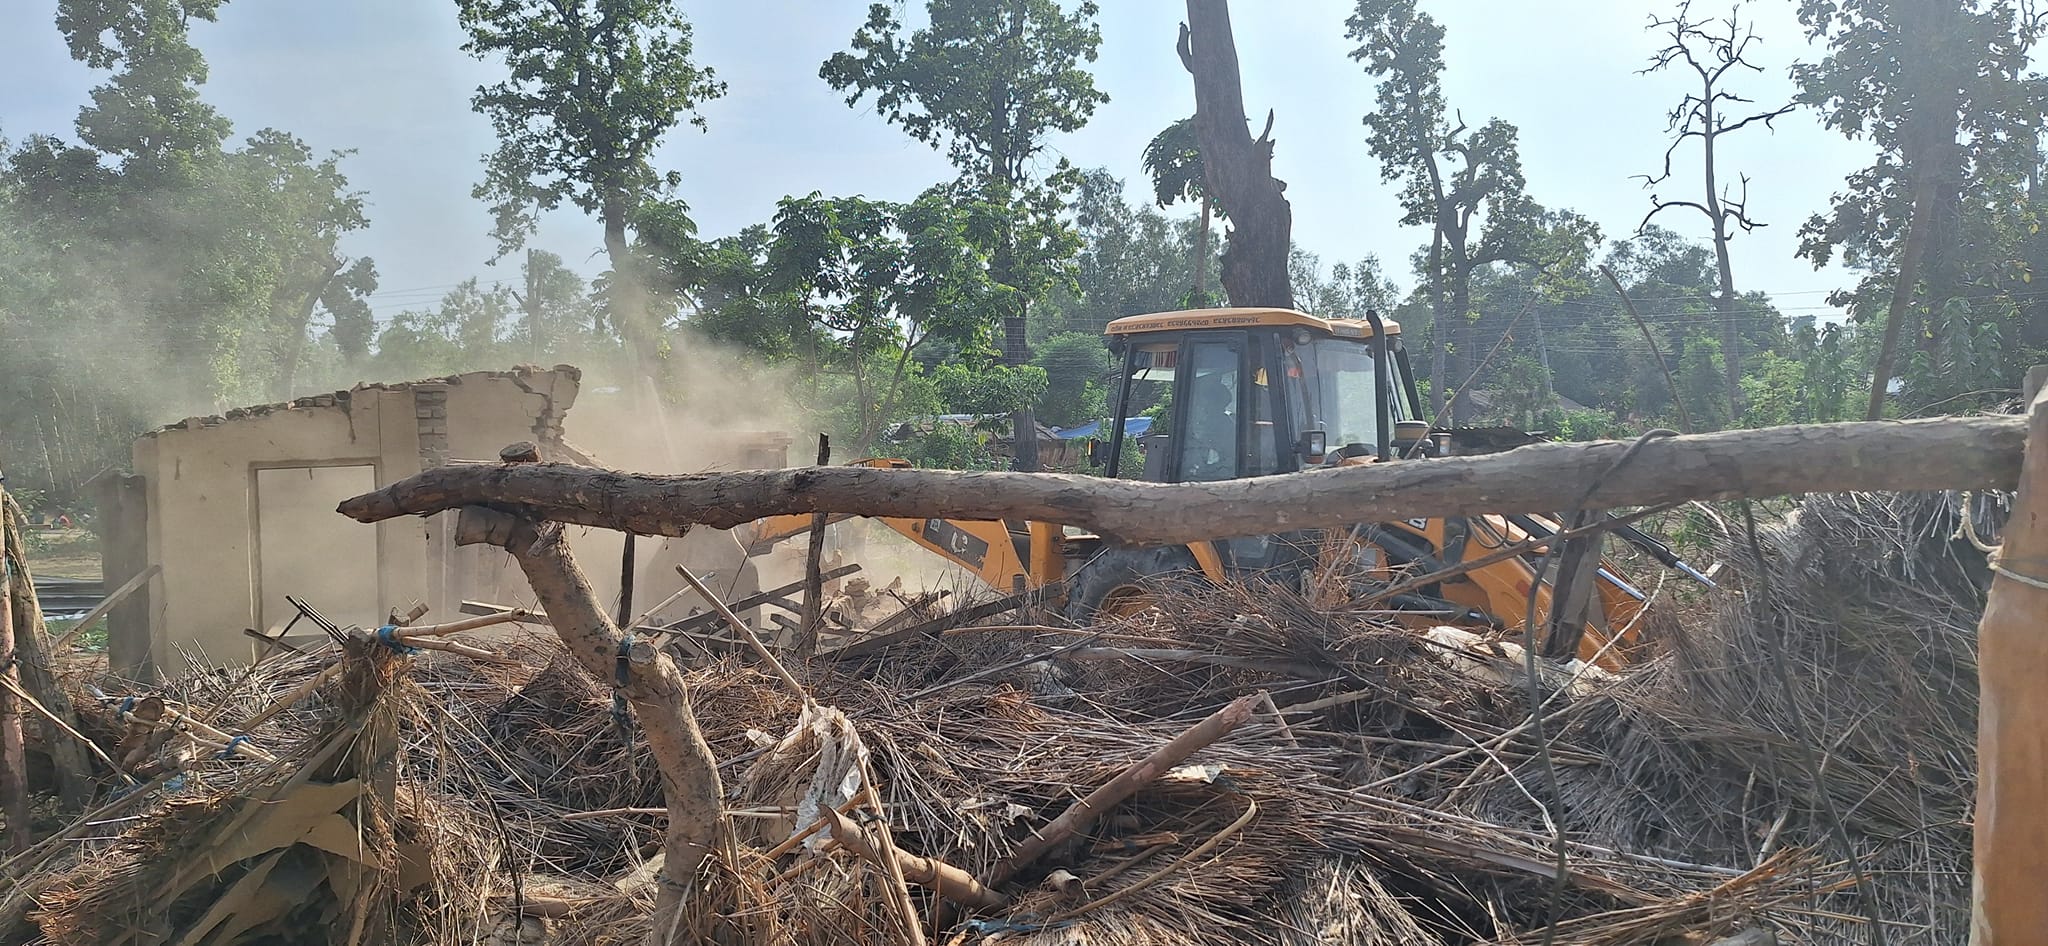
[[0, 489, 1994, 945]]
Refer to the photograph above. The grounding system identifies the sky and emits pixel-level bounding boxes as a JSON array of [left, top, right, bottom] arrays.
[[0, 1, 1872, 325]]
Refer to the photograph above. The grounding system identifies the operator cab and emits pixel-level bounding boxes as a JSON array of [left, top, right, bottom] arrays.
[[1096, 307, 1424, 484]]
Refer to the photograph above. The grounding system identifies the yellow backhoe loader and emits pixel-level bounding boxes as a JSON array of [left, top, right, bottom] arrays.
[[747, 307, 1712, 668]]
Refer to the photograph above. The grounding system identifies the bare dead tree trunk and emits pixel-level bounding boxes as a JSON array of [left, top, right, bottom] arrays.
[[1179, 0, 1294, 308], [1194, 193, 1212, 303], [1704, 135, 1744, 423], [339, 416, 2026, 547], [1427, 225, 1449, 419]]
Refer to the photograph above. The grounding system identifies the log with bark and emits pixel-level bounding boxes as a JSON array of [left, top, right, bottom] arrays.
[[338, 418, 2025, 547], [0, 484, 27, 852]]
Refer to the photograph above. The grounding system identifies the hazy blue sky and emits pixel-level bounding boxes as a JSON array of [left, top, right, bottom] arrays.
[[0, 1, 1870, 323]]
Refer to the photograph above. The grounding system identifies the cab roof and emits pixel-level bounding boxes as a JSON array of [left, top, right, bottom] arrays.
[[1103, 307, 1402, 339]]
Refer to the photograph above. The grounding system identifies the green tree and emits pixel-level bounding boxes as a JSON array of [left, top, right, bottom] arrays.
[[1030, 331, 1111, 428], [458, 0, 726, 390], [227, 130, 375, 399], [822, 0, 1107, 470], [752, 191, 1010, 454], [1349, 0, 1589, 423], [57, 0, 230, 184], [4, 0, 373, 465], [1794, 0, 2047, 417]]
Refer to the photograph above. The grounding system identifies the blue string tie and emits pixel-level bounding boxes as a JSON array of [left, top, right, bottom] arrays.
[[216, 734, 249, 760], [375, 625, 417, 655], [118, 696, 136, 716]]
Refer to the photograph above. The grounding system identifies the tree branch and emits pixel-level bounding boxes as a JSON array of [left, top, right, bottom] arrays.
[[339, 419, 2026, 546]]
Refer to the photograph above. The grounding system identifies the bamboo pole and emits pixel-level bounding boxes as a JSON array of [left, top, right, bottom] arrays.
[[1972, 369, 2048, 946]]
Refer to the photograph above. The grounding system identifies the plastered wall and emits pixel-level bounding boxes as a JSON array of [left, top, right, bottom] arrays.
[[116, 368, 578, 674]]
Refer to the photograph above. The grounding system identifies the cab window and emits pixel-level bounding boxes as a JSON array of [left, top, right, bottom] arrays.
[[1176, 340, 1240, 482]]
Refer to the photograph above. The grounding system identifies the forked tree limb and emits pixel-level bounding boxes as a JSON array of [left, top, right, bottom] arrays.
[[451, 506, 739, 945], [338, 417, 2025, 546]]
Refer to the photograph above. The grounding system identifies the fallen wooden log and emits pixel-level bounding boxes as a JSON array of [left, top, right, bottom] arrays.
[[45, 563, 159, 651], [2, 495, 94, 809], [984, 692, 1261, 889], [337, 417, 2026, 545]]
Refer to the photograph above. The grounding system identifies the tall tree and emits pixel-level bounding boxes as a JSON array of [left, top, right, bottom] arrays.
[[1350, 0, 1579, 422], [1141, 116, 1219, 304], [1638, 1, 1794, 420], [824, 0, 1107, 471], [458, 0, 726, 392], [1178, 0, 1295, 309], [228, 130, 376, 399], [57, 0, 230, 185], [1794, 0, 2046, 418]]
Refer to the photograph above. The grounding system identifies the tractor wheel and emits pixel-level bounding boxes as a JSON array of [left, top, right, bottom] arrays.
[[1064, 546, 1202, 624]]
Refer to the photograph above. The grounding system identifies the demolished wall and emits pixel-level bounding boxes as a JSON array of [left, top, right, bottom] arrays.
[[105, 367, 801, 676], [109, 367, 581, 675]]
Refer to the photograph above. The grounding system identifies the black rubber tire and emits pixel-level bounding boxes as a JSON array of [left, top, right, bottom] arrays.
[[1064, 546, 1202, 623]]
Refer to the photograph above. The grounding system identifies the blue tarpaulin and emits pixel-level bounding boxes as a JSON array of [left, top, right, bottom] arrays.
[[1054, 417, 1153, 440]]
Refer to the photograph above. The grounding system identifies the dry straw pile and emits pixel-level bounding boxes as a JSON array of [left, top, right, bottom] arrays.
[[0, 489, 1989, 945]]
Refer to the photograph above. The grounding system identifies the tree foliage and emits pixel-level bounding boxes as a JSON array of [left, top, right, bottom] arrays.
[[823, 0, 1105, 468], [1348, 0, 1592, 422], [458, 0, 726, 383], [1794, 0, 2048, 415], [1, 0, 378, 498]]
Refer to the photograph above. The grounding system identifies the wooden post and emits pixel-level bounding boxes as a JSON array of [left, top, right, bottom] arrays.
[[615, 534, 636, 626], [0, 475, 29, 853], [1972, 368, 2048, 945], [3, 494, 94, 809], [797, 434, 830, 659]]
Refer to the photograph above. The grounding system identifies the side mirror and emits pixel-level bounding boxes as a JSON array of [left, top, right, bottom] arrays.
[[1088, 440, 1108, 468], [1296, 429, 1328, 464]]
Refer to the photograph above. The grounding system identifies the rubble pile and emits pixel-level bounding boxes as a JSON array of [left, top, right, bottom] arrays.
[[0, 491, 1989, 946]]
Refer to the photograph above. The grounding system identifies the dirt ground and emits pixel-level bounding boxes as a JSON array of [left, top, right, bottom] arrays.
[[24, 529, 99, 580]]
